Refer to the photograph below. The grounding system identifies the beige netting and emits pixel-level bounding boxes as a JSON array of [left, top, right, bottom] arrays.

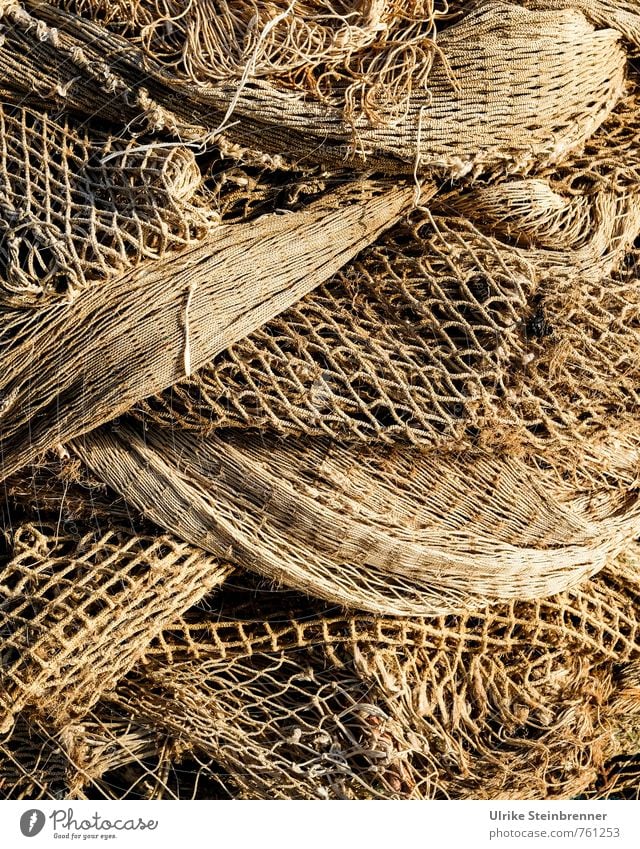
[[0, 520, 233, 735], [0, 181, 415, 481], [104, 547, 640, 800], [0, 105, 215, 308], [0, 96, 336, 311], [0, 711, 232, 800], [134, 205, 640, 460], [60, 0, 447, 127], [130, 78, 640, 460], [1, 546, 637, 800], [0, 1, 627, 174], [0, 0, 640, 803], [71, 422, 640, 616]]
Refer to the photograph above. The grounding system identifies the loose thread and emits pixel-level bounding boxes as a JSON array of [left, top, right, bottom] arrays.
[[413, 105, 428, 208], [211, 0, 298, 138], [184, 281, 198, 377]]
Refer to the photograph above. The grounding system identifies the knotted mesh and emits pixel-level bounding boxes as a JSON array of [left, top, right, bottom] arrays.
[[0, 0, 639, 802]]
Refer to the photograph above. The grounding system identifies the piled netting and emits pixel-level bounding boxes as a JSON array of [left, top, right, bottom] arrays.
[[0, 707, 234, 800], [121, 557, 640, 800], [0, 181, 414, 481], [134, 211, 640, 460], [592, 756, 640, 799], [0, 0, 640, 802], [73, 423, 640, 616], [0, 106, 215, 307], [0, 518, 233, 735], [136, 81, 640, 460], [59, 0, 448, 127], [0, 1, 628, 174], [0, 98, 334, 309], [1, 544, 638, 800]]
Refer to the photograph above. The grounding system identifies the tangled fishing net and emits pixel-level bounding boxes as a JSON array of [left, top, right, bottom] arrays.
[[1, 511, 639, 799], [1, 0, 640, 800]]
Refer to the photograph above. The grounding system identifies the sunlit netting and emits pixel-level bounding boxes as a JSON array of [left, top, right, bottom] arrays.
[[0, 710, 234, 800], [0, 181, 413, 482], [0, 2, 627, 174], [1, 547, 637, 800], [128, 77, 640, 455], [0, 106, 216, 308], [0, 99, 334, 309], [59, 0, 448, 126], [136, 211, 640, 464], [71, 422, 640, 616], [0, 519, 233, 736], [1, 0, 640, 803], [591, 756, 640, 799]]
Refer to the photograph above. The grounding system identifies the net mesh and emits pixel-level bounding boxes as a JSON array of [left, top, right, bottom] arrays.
[[1, 542, 637, 800], [59, 0, 447, 127], [0, 0, 639, 802], [135, 83, 640, 463], [0, 1, 627, 175], [71, 422, 640, 616], [0, 519, 233, 735], [0, 105, 215, 307]]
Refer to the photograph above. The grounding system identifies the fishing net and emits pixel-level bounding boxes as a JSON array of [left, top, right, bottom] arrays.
[[135, 82, 640, 462], [0, 105, 215, 308], [0, 0, 639, 803], [0, 180, 415, 482], [70, 422, 640, 616], [59, 0, 447, 127], [0, 518, 233, 735], [134, 207, 640, 462], [0, 710, 233, 800], [1, 542, 638, 800], [116, 571, 637, 801], [0, 1, 627, 174]]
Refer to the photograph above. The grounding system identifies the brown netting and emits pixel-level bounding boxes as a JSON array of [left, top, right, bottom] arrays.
[[0, 105, 215, 308], [123, 77, 640, 461], [71, 422, 640, 616], [0, 2, 627, 175], [526, 0, 640, 51], [0, 96, 340, 311], [0, 519, 233, 735], [1, 0, 640, 804], [59, 0, 448, 128], [1, 547, 635, 800], [0, 463, 638, 799], [0, 710, 234, 800], [0, 180, 415, 482], [133, 204, 640, 466], [104, 548, 640, 799]]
